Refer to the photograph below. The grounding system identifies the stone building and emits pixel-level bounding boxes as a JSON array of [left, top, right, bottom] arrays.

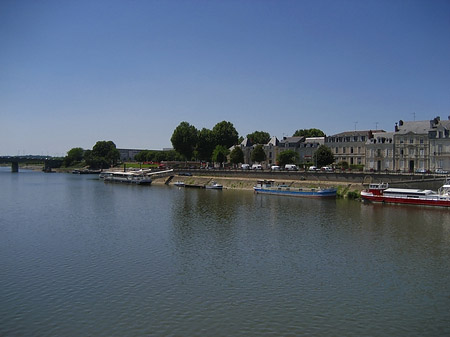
[[236, 135, 324, 168], [427, 117, 450, 171], [365, 131, 395, 171], [325, 131, 373, 166], [393, 120, 431, 172]]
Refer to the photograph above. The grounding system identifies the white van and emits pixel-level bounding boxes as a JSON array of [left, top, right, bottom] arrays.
[[252, 164, 262, 170], [241, 164, 250, 170], [271, 165, 280, 171], [285, 164, 298, 171]]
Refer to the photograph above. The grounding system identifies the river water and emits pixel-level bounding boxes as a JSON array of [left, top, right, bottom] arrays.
[[1, 168, 450, 336]]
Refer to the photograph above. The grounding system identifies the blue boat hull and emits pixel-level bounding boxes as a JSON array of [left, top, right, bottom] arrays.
[[254, 187, 337, 198]]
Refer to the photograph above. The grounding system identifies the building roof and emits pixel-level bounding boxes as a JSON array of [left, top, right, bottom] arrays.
[[328, 130, 376, 137], [240, 137, 253, 147], [267, 136, 279, 146], [396, 121, 431, 135], [279, 136, 304, 144]]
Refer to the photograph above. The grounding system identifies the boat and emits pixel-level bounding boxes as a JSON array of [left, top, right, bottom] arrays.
[[360, 181, 450, 207], [205, 181, 223, 190], [173, 181, 185, 187], [253, 180, 337, 198], [72, 169, 102, 174], [99, 171, 152, 185]]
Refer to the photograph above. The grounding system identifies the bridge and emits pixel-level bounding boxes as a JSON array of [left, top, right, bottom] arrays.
[[0, 156, 63, 172]]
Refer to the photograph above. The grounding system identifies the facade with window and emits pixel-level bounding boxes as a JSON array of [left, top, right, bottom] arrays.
[[428, 117, 450, 171], [325, 131, 374, 167], [393, 120, 431, 172], [365, 132, 395, 171]]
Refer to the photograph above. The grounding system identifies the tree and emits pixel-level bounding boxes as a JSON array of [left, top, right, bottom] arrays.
[[251, 144, 266, 163], [63, 147, 84, 166], [229, 146, 244, 165], [277, 150, 299, 167], [196, 128, 215, 161], [293, 128, 325, 137], [171, 122, 198, 160], [212, 145, 229, 165], [313, 145, 334, 167], [212, 121, 239, 148], [246, 131, 270, 145], [86, 141, 120, 169]]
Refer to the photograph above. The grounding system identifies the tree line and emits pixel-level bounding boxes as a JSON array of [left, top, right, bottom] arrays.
[[63, 123, 333, 169]]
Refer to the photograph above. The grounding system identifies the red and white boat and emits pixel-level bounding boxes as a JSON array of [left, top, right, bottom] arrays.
[[361, 181, 450, 207]]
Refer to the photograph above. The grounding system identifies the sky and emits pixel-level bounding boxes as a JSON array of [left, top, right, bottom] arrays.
[[1, 0, 450, 156]]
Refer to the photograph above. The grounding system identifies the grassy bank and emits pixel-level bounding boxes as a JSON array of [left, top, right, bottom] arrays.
[[152, 175, 363, 198]]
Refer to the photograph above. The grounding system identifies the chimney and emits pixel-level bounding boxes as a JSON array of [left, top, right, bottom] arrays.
[[395, 122, 399, 132]]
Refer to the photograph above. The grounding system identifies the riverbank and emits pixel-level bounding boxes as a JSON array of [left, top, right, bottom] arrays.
[[151, 175, 363, 197]]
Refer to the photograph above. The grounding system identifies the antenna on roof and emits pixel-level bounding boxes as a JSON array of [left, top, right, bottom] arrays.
[[411, 112, 416, 121], [354, 121, 358, 131], [375, 122, 378, 130]]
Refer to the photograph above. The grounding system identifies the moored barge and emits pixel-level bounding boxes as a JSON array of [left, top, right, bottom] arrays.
[[253, 180, 337, 198], [360, 181, 450, 207]]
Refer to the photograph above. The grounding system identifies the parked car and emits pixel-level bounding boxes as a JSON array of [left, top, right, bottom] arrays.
[[321, 166, 333, 172], [241, 164, 250, 170], [308, 166, 319, 171], [252, 164, 263, 170], [271, 165, 280, 171], [435, 168, 448, 174], [285, 164, 298, 171], [415, 168, 427, 174]]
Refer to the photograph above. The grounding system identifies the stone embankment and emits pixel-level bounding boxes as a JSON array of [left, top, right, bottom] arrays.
[[152, 174, 362, 198]]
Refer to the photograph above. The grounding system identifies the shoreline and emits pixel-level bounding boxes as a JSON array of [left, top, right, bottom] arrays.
[[151, 174, 362, 195], [10, 164, 364, 196]]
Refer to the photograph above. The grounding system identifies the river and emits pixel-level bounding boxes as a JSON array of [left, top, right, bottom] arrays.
[[1, 168, 449, 336]]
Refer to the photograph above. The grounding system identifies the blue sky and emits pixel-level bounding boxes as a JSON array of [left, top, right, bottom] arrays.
[[1, 0, 449, 156]]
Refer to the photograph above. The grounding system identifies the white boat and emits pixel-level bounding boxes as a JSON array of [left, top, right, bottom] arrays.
[[205, 182, 223, 190], [173, 181, 185, 187], [100, 171, 152, 185], [361, 181, 450, 207]]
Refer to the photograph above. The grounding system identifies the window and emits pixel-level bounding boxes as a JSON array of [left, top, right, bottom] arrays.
[[410, 138, 414, 144], [335, 147, 338, 154], [351, 147, 354, 154], [343, 147, 346, 154]]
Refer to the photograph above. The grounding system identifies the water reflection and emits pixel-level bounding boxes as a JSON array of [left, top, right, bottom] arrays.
[[2, 170, 450, 336]]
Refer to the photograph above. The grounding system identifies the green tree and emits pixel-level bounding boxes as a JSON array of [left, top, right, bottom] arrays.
[[337, 161, 349, 169], [293, 128, 325, 137], [277, 150, 299, 166], [212, 145, 229, 165], [63, 147, 84, 166], [212, 121, 239, 148], [86, 141, 120, 169], [251, 144, 266, 163], [196, 128, 215, 161], [171, 122, 198, 160], [313, 145, 334, 167], [229, 146, 244, 165], [134, 150, 148, 162], [246, 131, 270, 144]]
